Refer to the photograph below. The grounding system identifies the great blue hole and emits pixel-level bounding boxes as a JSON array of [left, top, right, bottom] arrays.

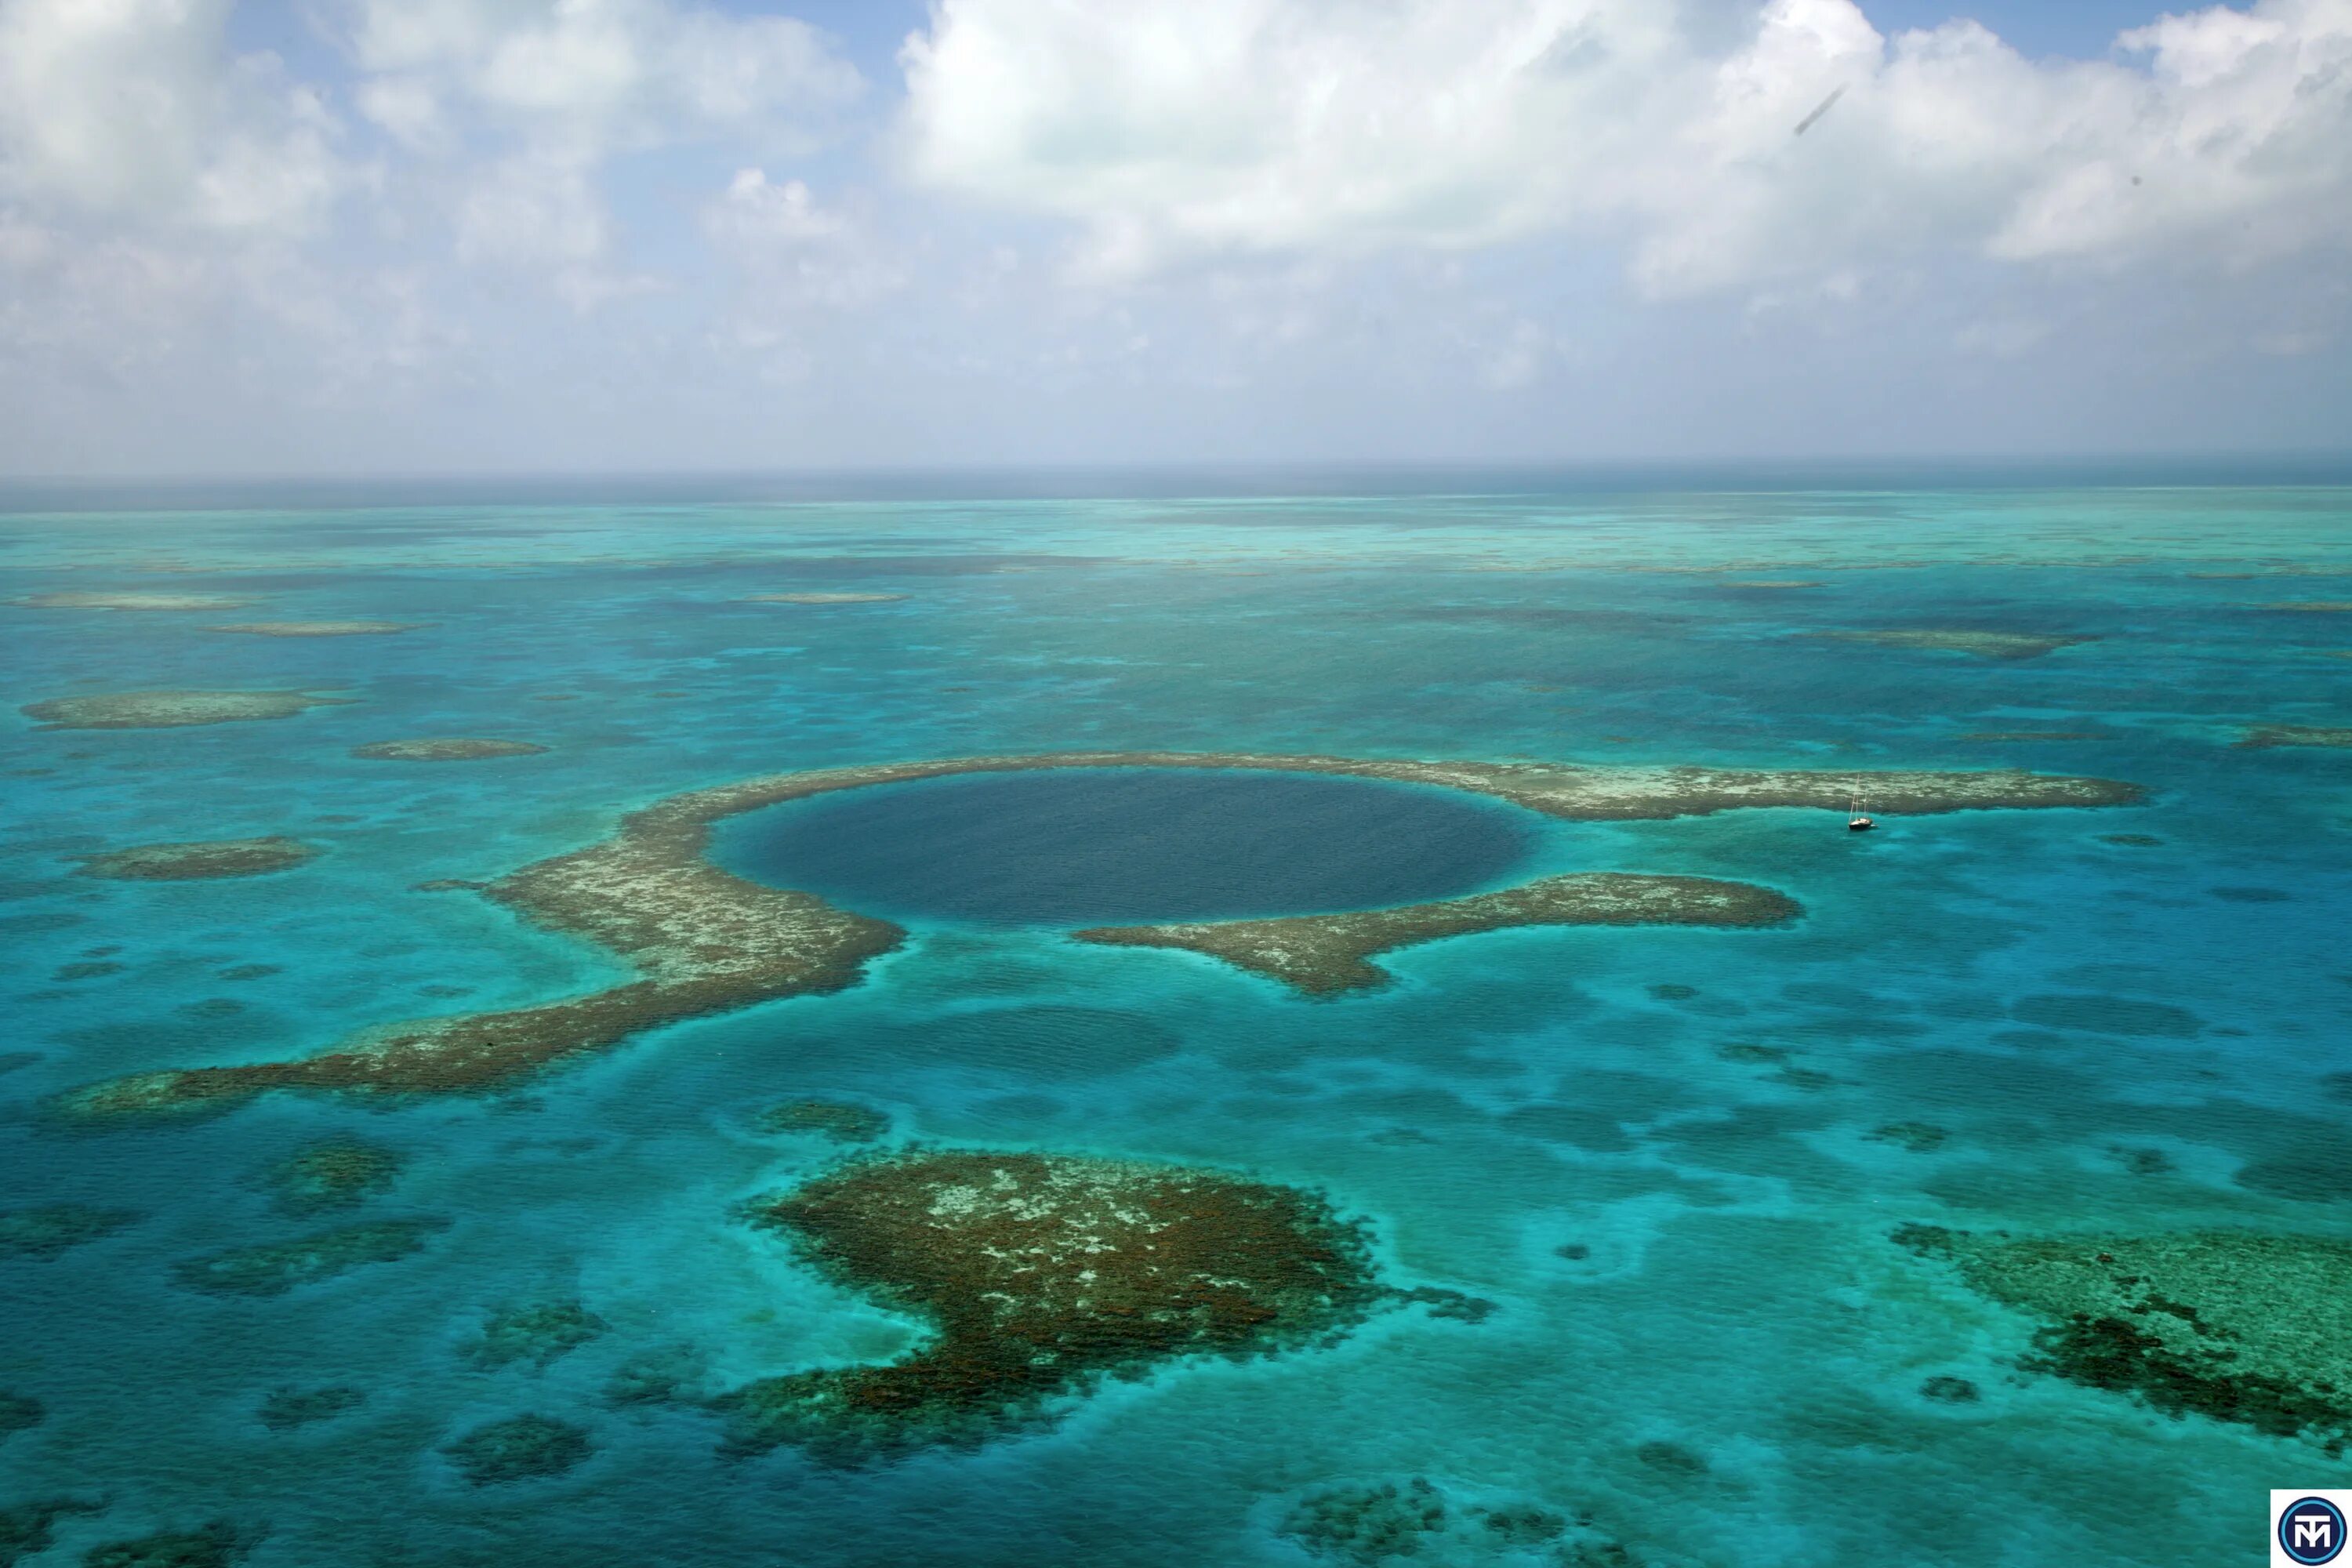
[[707, 768, 1544, 926]]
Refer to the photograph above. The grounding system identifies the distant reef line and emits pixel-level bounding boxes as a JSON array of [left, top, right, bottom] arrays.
[[56, 751, 2144, 1123]]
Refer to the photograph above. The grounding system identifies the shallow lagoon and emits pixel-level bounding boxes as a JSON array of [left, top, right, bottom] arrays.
[[4, 480, 2352, 1567]]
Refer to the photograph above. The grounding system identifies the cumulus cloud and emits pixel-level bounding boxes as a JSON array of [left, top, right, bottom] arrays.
[[900, 0, 2352, 292], [331, 0, 865, 301], [341, 0, 863, 155], [703, 168, 902, 307], [0, 0, 345, 235]]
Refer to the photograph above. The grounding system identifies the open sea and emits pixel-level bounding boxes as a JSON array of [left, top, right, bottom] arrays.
[[4, 474, 2350, 1566]]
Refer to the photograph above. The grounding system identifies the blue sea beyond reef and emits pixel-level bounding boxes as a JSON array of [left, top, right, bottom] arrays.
[[3, 475, 2350, 1566]]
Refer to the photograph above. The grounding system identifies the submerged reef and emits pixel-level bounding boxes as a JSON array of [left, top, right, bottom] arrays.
[[741, 592, 908, 604], [350, 738, 547, 761], [20, 691, 348, 730], [459, 1302, 609, 1371], [0, 1500, 100, 1566], [720, 1149, 1387, 1461], [1281, 1479, 1450, 1564], [755, 1098, 889, 1143], [0, 1392, 42, 1437], [1866, 1122, 1950, 1152], [60, 750, 2137, 1119], [1819, 630, 2094, 659], [443, 1414, 592, 1485], [172, 1218, 446, 1296], [80, 1522, 256, 1567], [0, 1204, 140, 1259], [1896, 1224, 2352, 1450], [76, 837, 316, 881], [13, 591, 249, 611], [1078, 873, 1798, 994], [257, 1138, 403, 1215], [209, 621, 421, 637], [1276, 1478, 1631, 1566], [257, 1385, 366, 1431], [2238, 725, 2352, 750]]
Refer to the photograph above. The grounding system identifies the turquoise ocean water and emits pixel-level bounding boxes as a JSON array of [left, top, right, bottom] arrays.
[[4, 478, 2351, 1566]]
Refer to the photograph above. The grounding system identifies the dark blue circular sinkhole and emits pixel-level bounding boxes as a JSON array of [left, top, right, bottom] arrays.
[[708, 767, 1543, 927]]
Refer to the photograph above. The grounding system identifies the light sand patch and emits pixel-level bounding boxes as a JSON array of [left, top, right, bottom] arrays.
[[16, 591, 253, 611], [212, 620, 425, 637]]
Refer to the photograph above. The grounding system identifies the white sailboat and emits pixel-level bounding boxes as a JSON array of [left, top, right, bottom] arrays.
[[1848, 785, 1875, 832]]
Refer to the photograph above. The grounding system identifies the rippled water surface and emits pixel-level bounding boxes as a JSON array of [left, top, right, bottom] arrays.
[[4, 480, 2351, 1566]]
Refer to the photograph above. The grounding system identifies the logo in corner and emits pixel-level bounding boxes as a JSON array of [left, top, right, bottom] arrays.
[[2278, 1494, 2350, 1566]]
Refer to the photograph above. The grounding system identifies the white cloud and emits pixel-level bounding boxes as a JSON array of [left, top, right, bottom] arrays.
[[899, 0, 2352, 292], [703, 167, 902, 307], [331, 0, 865, 302], [0, 0, 345, 234], [343, 0, 863, 155]]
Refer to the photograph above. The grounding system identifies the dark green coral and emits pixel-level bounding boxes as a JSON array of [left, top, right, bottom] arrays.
[[721, 1149, 1387, 1462], [1897, 1225, 2352, 1450]]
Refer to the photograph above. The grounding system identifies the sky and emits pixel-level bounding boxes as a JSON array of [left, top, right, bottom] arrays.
[[0, 0, 2347, 478]]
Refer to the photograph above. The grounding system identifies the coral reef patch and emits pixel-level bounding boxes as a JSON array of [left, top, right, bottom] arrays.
[[257, 1386, 366, 1431], [0, 1392, 42, 1438], [1866, 1123, 1949, 1152], [1819, 630, 2095, 659], [1275, 1477, 1632, 1566], [459, 1302, 609, 1371], [20, 691, 348, 730], [2238, 725, 2352, 749], [0, 1500, 100, 1566], [172, 1218, 447, 1296], [1896, 1224, 2352, 1450], [209, 621, 422, 637], [1279, 1478, 1449, 1564], [755, 1099, 889, 1143], [0, 1205, 140, 1260], [350, 739, 547, 761], [256, 1138, 403, 1214], [76, 838, 316, 881], [59, 751, 2136, 1118], [443, 1414, 592, 1485], [1076, 873, 1799, 994], [80, 1522, 256, 1567], [719, 1149, 1388, 1461]]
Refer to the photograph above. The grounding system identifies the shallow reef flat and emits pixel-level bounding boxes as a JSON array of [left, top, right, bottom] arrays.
[[58, 751, 2137, 1120], [19, 691, 350, 730], [76, 837, 317, 881], [350, 737, 547, 760], [2238, 725, 2352, 749], [172, 1218, 447, 1296], [740, 591, 909, 604], [721, 1149, 1388, 1461], [13, 590, 252, 611], [1817, 629, 2095, 659], [209, 620, 423, 637], [1076, 872, 1799, 994], [1896, 1224, 2352, 1451]]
